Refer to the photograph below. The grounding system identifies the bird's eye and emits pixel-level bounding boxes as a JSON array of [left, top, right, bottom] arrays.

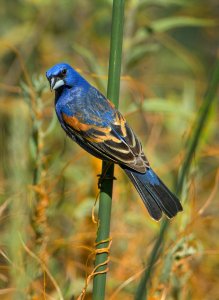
[[61, 69, 67, 76]]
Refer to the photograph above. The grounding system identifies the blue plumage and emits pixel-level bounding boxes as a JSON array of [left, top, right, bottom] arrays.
[[46, 63, 183, 220]]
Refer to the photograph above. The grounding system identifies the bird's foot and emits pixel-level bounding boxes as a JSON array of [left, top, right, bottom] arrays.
[[97, 174, 117, 189]]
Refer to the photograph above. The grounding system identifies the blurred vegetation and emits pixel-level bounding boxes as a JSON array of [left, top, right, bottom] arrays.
[[0, 0, 218, 299]]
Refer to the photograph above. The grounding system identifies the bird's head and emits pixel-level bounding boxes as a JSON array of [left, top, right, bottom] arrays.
[[46, 63, 84, 91]]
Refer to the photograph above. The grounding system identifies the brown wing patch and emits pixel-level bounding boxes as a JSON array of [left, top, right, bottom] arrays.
[[62, 112, 149, 173], [62, 113, 122, 144], [62, 113, 111, 133], [62, 113, 103, 132], [86, 132, 122, 144], [113, 111, 127, 137]]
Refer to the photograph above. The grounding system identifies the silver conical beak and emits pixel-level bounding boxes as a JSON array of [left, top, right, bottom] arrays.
[[50, 77, 65, 90]]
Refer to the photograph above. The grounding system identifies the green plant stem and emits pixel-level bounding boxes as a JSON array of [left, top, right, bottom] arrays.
[[135, 219, 168, 300], [176, 60, 219, 193], [92, 1, 125, 299], [135, 60, 219, 300]]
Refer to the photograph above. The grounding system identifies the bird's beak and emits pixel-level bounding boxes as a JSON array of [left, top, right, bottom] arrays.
[[49, 77, 65, 90]]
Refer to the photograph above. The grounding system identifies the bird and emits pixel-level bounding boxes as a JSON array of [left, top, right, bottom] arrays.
[[46, 63, 183, 221]]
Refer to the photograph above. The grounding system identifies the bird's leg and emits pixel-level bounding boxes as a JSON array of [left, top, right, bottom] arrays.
[[97, 162, 116, 189]]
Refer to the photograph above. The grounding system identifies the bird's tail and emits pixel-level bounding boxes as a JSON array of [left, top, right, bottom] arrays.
[[123, 168, 182, 220]]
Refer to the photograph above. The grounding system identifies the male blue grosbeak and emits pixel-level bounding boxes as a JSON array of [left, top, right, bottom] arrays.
[[46, 63, 182, 221]]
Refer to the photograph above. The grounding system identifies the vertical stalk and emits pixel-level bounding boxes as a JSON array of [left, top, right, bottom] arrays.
[[92, 1, 125, 299], [9, 106, 29, 300], [135, 219, 168, 300], [176, 60, 219, 192], [135, 60, 219, 300]]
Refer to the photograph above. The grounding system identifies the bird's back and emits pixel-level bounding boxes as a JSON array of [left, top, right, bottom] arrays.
[[56, 85, 116, 128]]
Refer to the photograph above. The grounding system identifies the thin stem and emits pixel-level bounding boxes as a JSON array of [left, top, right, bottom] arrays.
[[135, 60, 219, 300], [176, 60, 219, 193], [92, 1, 125, 299]]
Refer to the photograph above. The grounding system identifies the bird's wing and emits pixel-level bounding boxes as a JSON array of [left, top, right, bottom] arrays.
[[61, 96, 149, 173]]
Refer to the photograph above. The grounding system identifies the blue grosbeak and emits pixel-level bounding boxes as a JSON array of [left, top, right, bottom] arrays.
[[46, 63, 182, 220]]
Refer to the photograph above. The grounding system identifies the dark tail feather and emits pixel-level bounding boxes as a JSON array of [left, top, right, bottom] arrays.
[[123, 168, 183, 221]]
